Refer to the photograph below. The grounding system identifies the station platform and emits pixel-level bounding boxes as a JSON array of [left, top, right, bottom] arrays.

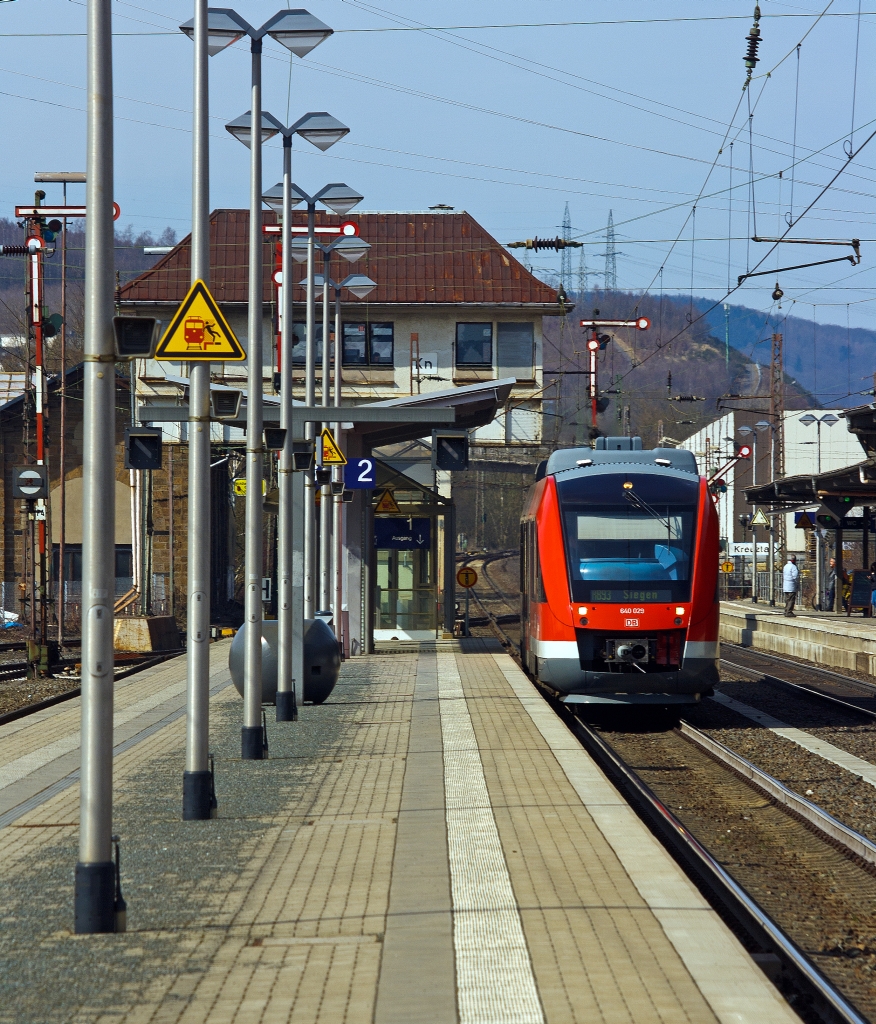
[[0, 638, 798, 1024], [721, 599, 876, 675]]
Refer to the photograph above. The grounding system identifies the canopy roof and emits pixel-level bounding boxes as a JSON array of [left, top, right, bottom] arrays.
[[745, 459, 876, 508]]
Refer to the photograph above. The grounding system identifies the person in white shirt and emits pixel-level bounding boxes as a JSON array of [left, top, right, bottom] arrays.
[[783, 555, 799, 617]]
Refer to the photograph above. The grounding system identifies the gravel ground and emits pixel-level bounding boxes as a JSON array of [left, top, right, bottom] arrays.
[[0, 674, 80, 718], [596, 720, 876, 1018], [685, 692, 876, 845], [0, 656, 394, 1024]]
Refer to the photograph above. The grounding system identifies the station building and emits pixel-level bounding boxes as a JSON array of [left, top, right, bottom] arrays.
[[680, 408, 866, 553], [0, 207, 560, 645]]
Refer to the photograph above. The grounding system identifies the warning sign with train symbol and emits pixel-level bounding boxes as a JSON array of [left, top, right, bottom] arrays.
[[155, 279, 245, 361]]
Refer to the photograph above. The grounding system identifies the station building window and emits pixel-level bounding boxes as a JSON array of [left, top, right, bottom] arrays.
[[342, 322, 394, 366], [456, 322, 493, 367]]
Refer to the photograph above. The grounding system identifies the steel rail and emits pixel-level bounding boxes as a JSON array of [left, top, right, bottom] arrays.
[[0, 651, 183, 728], [722, 641, 876, 696], [721, 652, 876, 721], [677, 719, 876, 868], [556, 701, 870, 1024]]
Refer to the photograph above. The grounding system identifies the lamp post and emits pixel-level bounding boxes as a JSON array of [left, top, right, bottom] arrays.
[[304, 268, 376, 631], [223, 8, 333, 760], [800, 412, 839, 609], [799, 412, 839, 475], [75, 0, 117, 934], [753, 420, 778, 605], [177, 3, 248, 821], [262, 172, 359, 718], [737, 425, 759, 600], [263, 184, 362, 622]]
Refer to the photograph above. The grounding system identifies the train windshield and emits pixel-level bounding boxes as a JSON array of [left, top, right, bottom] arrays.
[[557, 472, 699, 602]]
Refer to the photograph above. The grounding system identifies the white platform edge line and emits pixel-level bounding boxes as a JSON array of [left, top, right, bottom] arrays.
[[490, 653, 801, 1024], [437, 652, 545, 1024], [0, 680, 234, 830], [711, 691, 876, 788]]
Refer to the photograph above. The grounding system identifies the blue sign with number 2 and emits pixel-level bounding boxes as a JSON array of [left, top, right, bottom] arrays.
[[344, 458, 376, 489]]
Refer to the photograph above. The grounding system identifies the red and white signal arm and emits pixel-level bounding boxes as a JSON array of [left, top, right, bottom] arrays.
[[586, 337, 600, 351], [14, 202, 121, 221], [262, 219, 360, 237], [737, 444, 752, 458], [635, 316, 650, 330]]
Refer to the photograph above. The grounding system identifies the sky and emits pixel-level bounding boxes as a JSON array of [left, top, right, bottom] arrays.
[[2, 0, 876, 335]]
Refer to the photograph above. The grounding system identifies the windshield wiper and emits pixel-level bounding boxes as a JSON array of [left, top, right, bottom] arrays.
[[623, 489, 673, 537]]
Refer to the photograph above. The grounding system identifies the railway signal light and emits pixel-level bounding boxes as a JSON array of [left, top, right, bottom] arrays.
[[124, 427, 162, 471], [432, 430, 469, 471], [42, 313, 64, 337], [41, 219, 63, 243], [113, 316, 162, 360]]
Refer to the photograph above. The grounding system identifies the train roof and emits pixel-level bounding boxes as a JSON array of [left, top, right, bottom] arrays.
[[542, 441, 698, 479]]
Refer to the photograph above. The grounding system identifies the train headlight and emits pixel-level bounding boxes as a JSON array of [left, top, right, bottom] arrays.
[[675, 607, 684, 616]]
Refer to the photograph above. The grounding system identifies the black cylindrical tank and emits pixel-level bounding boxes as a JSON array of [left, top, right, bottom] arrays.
[[229, 618, 340, 705]]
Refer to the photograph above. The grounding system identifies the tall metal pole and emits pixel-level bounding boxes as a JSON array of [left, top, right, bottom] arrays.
[[333, 286, 343, 643], [319, 248, 332, 613], [276, 135, 296, 722], [75, 0, 117, 934], [58, 184, 67, 646], [183, 0, 215, 816], [303, 203, 316, 618], [242, 39, 266, 759]]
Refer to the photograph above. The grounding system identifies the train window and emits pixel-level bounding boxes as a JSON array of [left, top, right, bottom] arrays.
[[557, 472, 698, 602]]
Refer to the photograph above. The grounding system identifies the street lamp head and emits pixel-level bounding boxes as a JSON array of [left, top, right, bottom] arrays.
[[330, 235, 370, 262], [340, 273, 377, 299], [290, 113, 350, 152], [179, 9, 248, 55], [225, 111, 281, 149], [263, 9, 333, 57], [262, 182, 305, 214], [315, 183, 364, 215], [737, 424, 753, 436], [754, 420, 770, 432], [799, 413, 817, 426], [310, 274, 337, 289], [821, 413, 839, 427], [288, 237, 310, 263]]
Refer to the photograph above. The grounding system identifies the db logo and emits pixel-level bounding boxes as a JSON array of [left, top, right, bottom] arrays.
[[625, 618, 639, 627]]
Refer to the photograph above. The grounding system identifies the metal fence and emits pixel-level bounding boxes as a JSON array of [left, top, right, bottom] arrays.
[[1, 574, 170, 632]]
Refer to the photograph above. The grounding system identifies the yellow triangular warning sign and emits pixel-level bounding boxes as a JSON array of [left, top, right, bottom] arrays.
[[796, 511, 814, 529], [374, 489, 401, 514], [155, 279, 245, 361], [750, 508, 770, 527], [320, 427, 347, 465]]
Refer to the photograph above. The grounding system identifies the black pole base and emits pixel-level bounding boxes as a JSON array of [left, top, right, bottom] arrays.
[[74, 861, 116, 934], [183, 770, 215, 820], [276, 690, 297, 722], [241, 725, 265, 760]]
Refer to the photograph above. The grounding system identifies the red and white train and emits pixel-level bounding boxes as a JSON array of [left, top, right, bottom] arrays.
[[520, 437, 719, 705]]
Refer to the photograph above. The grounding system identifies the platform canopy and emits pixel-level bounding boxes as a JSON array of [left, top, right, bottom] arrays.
[[841, 401, 876, 458], [140, 374, 514, 447], [745, 459, 876, 509]]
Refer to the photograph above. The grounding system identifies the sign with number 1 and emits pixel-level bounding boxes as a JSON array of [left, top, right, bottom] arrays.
[[344, 458, 376, 490]]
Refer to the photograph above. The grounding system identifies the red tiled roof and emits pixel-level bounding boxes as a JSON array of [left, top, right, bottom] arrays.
[[119, 209, 559, 307]]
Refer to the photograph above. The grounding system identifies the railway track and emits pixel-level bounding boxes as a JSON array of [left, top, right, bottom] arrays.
[[458, 550, 521, 648], [0, 650, 184, 727], [721, 643, 876, 718], [560, 703, 874, 1024]]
